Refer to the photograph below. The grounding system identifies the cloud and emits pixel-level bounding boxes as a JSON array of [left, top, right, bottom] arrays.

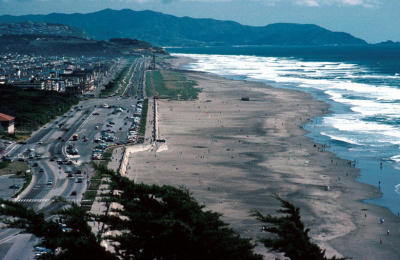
[[0, 0, 380, 7], [120, 0, 381, 7], [295, 0, 380, 7], [296, 0, 319, 6]]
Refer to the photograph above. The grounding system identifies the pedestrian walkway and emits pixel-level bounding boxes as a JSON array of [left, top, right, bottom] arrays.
[[13, 198, 86, 203], [107, 147, 124, 172]]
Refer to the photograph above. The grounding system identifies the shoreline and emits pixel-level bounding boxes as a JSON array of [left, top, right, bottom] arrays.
[[127, 56, 400, 259]]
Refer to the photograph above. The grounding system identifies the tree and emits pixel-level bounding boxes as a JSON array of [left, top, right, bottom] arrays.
[[0, 165, 262, 260], [0, 199, 116, 260], [96, 164, 262, 260], [251, 195, 348, 260]]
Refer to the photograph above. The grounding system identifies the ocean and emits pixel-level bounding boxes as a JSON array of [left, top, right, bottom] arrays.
[[168, 45, 400, 216]]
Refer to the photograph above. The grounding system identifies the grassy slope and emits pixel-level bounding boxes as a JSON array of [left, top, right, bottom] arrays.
[[0, 86, 79, 133], [146, 70, 200, 100], [100, 58, 137, 98], [0, 161, 28, 175], [99, 66, 129, 98], [138, 99, 148, 140]]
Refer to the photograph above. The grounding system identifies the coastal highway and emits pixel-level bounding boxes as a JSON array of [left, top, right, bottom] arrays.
[[0, 56, 148, 259]]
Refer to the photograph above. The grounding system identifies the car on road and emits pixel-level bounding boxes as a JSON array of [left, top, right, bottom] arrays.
[[97, 144, 108, 149], [92, 154, 102, 160], [47, 180, 53, 185], [9, 184, 21, 189], [2, 156, 12, 162], [67, 148, 79, 155], [39, 168, 44, 173], [104, 136, 115, 142], [93, 112, 100, 115], [93, 149, 104, 154], [34, 246, 52, 257]]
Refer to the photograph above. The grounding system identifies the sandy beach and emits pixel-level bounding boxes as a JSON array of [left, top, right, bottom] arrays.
[[124, 58, 400, 259]]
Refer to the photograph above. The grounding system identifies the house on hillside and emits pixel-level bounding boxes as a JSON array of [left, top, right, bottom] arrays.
[[0, 113, 15, 135]]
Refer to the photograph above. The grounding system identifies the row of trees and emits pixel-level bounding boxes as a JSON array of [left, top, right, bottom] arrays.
[[0, 165, 347, 260]]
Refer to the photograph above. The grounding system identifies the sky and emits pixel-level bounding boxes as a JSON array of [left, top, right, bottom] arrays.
[[0, 0, 399, 43]]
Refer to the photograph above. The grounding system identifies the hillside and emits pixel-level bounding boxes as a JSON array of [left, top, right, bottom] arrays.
[[0, 34, 167, 56], [0, 21, 85, 37], [0, 85, 79, 132], [0, 9, 367, 47]]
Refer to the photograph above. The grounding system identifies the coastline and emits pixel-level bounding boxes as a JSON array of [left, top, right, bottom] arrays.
[[127, 56, 400, 259]]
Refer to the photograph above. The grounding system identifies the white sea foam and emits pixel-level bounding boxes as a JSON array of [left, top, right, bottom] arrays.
[[175, 53, 400, 148], [320, 132, 361, 145], [395, 184, 400, 194], [390, 155, 400, 163]]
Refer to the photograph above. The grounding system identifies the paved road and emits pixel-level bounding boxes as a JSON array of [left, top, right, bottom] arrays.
[[0, 55, 150, 258]]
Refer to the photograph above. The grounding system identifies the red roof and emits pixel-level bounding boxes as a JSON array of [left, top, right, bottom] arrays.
[[0, 113, 14, 122]]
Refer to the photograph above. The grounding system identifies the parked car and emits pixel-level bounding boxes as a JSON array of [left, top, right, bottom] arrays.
[[2, 156, 11, 162]]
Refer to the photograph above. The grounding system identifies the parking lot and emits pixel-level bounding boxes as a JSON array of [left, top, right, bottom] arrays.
[[66, 99, 144, 162]]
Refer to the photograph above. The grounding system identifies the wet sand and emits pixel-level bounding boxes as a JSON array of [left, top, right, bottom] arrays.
[[126, 60, 400, 259]]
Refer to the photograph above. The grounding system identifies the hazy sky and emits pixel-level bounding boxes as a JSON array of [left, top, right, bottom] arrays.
[[0, 0, 399, 43]]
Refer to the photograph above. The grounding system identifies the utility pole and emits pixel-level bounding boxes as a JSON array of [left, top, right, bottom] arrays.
[[152, 54, 156, 70]]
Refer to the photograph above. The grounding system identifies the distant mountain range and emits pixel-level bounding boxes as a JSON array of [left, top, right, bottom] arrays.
[[0, 9, 368, 47], [376, 40, 400, 46]]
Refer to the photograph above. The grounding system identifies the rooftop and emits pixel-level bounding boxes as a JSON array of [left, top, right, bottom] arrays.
[[0, 113, 14, 122]]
